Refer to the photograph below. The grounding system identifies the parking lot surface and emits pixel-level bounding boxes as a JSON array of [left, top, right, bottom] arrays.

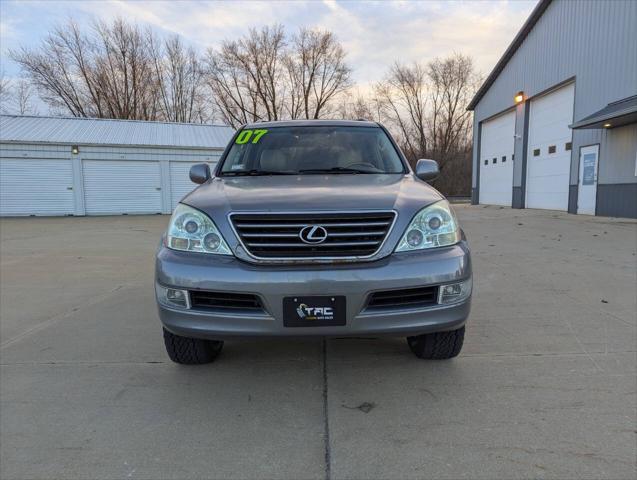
[[1, 205, 635, 480]]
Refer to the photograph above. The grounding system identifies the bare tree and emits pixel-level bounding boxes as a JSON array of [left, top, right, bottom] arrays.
[[205, 25, 351, 127], [427, 53, 477, 162], [14, 79, 37, 114], [91, 19, 160, 119], [204, 25, 287, 128], [0, 71, 38, 115], [0, 70, 10, 114], [150, 34, 210, 123], [372, 53, 479, 195], [337, 91, 380, 121], [9, 18, 212, 121], [286, 28, 351, 119], [10, 21, 97, 116], [374, 62, 429, 163]]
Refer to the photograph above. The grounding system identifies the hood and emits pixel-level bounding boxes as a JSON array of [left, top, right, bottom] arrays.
[[183, 173, 443, 214]]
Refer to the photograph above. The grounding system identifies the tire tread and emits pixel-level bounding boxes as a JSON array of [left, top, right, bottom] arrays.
[[163, 328, 223, 364], [407, 326, 465, 359]]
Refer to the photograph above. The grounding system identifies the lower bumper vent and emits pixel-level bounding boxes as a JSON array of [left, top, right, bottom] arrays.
[[366, 286, 438, 310], [190, 290, 264, 311]]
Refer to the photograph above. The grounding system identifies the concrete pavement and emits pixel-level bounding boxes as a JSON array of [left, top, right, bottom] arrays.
[[1, 206, 635, 479]]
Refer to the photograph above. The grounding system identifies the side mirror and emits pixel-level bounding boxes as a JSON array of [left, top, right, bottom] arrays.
[[189, 163, 211, 184], [415, 159, 439, 182]]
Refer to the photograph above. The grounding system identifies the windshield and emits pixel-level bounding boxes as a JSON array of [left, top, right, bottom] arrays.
[[219, 126, 406, 175]]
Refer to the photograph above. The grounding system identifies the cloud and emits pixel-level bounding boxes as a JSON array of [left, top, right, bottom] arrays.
[[0, 0, 537, 86]]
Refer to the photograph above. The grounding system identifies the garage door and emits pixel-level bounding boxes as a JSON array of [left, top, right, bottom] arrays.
[[0, 159, 74, 216], [479, 110, 515, 206], [526, 83, 575, 211], [83, 160, 162, 215], [169, 161, 216, 209]]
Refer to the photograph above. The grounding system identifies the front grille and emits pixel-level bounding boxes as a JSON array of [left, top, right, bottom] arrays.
[[366, 286, 438, 310], [190, 290, 264, 311], [230, 211, 396, 259]]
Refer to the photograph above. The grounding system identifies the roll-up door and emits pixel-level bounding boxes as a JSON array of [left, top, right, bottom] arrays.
[[479, 110, 515, 206], [83, 160, 162, 215], [0, 159, 75, 216], [526, 83, 575, 211]]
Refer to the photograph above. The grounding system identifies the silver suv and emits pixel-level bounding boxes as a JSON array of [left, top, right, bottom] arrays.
[[155, 120, 472, 364]]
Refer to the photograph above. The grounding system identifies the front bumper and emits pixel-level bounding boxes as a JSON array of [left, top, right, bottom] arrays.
[[155, 242, 472, 339]]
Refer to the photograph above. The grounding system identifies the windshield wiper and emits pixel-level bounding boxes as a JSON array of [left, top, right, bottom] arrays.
[[298, 167, 377, 174], [223, 169, 295, 176]]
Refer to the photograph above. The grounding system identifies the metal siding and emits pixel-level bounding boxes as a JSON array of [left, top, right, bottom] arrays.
[[0, 116, 234, 150], [599, 124, 637, 184], [83, 160, 162, 215], [0, 159, 74, 216], [472, 0, 637, 188], [512, 102, 527, 188], [596, 184, 637, 218]]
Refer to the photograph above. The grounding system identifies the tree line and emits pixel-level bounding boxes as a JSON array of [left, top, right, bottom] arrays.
[[5, 18, 480, 195]]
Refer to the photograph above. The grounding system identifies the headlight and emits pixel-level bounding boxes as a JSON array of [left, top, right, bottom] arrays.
[[166, 204, 232, 255], [396, 200, 460, 252]]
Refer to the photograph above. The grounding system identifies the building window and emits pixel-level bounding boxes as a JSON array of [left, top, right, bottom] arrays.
[[548, 145, 556, 154], [484, 159, 488, 166], [502, 155, 506, 162], [512, 154, 515, 161], [533, 148, 540, 156], [565, 142, 572, 151], [492, 158, 497, 164]]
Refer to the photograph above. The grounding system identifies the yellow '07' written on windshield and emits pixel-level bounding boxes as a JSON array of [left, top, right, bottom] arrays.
[[235, 129, 268, 144]]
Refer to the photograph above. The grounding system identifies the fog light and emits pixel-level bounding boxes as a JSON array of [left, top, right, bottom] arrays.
[[438, 278, 472, 304], [156, 284, 190, 309]]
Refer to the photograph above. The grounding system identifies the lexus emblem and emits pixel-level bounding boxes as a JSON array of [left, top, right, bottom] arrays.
[[299, 225, 328, 244]]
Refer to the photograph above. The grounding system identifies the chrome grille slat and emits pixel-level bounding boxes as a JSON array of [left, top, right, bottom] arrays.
[[327, 231, 386, 237], [230, 211, 396, 260], [234, 221, 391, 228], [241, 233, 299, 238], [245, 241, 381, 248]]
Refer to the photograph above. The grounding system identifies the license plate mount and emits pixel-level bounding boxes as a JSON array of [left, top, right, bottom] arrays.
[[283, 296, 346, 327]]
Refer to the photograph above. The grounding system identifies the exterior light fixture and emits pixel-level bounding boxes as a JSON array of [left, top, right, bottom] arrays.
[[603, 123, 612, 128], [71, 145, 79, 154], [514, 91, 525, 104]]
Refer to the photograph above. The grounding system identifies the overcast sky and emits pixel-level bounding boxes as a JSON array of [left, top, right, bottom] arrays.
[[1, 0, 537, 94]]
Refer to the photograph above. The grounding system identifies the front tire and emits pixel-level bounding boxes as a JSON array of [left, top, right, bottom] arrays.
[[163, 328, 223, 364], [407, 326, 465, 359]]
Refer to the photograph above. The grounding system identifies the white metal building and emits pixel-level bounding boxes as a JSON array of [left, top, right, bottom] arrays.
[[0, 115, 234, 216], [469, 0, 637, 219]]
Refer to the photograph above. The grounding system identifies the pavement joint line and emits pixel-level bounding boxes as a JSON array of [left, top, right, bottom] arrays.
[[0, 284, 135, 350], [1, 350, 636, 367], [322, 338, 331, 480]]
